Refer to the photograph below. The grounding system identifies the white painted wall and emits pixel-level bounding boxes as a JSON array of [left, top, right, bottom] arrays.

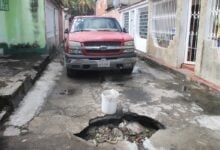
[[179, 0, 191, 65], [46, 1, 55, 38], [120, 1, 148, 53], [45, 0, 60, 48]]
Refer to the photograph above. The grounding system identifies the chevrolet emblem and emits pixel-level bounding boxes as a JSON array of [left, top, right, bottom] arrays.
[[100, 46, 107, 51]]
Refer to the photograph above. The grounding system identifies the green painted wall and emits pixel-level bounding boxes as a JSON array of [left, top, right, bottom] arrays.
[[0, 0, 47, 54], [0, 13, 7, 43]]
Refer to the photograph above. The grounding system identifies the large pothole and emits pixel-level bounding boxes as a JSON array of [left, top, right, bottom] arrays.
[[75, 112, 165, 148]]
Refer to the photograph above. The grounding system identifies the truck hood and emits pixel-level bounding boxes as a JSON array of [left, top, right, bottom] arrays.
[[69, 31, 132, 42]]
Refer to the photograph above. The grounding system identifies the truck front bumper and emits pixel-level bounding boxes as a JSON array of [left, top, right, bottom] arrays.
[[65, 53, 136, 71]]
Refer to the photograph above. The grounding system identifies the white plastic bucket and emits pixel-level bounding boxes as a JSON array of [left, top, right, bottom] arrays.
[[101, 89, 119, 114]]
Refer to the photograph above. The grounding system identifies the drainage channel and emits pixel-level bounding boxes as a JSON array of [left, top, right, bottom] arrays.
[[75, 112, 165, 148]]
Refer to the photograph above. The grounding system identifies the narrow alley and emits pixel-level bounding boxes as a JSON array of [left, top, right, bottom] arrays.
[[1, 0, 220, 149], [1, 57, 220, 149]]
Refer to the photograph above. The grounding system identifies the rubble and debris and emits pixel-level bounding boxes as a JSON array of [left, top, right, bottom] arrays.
[[126, 122, 145, 134], [76, 112, 164, 149], [85, 120, 156, 147]]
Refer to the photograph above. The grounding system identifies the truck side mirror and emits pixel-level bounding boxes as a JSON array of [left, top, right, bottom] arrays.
[[64, 28, 69, 34], [122, 28, 127, 33]]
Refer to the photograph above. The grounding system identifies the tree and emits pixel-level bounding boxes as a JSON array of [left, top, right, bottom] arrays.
[[63, 0, 95, 16]]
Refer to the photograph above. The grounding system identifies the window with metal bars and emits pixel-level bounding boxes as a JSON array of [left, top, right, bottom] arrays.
[[209, 0, 220, 48], [0, 0, 9, 11], [209, 0, 220, 58], [139, 7, 148, 39], [151, 0, 176, 48], [187, 0, 201, 62], [123, 12, 129, 33]]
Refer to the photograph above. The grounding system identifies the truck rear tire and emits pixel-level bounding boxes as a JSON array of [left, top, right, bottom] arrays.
[[67, 68, 77, 77]]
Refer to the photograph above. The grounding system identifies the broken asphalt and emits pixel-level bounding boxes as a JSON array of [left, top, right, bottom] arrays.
[[0, 53, 220, 150]]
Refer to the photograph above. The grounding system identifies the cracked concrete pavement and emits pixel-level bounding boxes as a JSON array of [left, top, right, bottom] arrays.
[[1, 58, 220, 150]]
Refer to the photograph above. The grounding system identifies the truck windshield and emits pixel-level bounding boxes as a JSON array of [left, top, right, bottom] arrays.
[[71, 18, 122, 32]]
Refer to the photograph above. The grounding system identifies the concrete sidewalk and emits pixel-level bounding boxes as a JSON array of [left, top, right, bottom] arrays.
[[0, 54, 50, 123], [136, 51, 220, 92]]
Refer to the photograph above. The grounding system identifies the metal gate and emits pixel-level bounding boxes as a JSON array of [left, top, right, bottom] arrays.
[[185, 0, 201, 63]]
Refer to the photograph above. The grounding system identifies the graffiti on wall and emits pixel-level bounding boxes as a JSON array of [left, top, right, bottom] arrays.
[[0, 0, 9, 11]]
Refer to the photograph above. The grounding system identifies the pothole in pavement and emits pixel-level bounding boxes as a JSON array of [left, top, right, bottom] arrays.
[[75, 112, 165, 148]]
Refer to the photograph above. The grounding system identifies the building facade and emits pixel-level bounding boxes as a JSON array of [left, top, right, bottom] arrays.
[[45, 0, 64, 53], [96, 0, 120, 21], [146, 0, 220, 85], [96, 0, 147, 52], [96, 0, 141, 21], [120, 1, 148, 52], [97, 0, 220, 86], [0, 0, 63, 55]]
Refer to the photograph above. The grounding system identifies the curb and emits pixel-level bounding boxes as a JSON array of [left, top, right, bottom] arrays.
[[136, 51, 220, 92], [0, 55, 50, 124]]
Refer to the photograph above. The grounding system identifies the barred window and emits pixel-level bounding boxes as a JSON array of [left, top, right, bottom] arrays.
[[152, 0, 177, 48], [123, 12, 129, 33], [0, 0, 9, 11], [209, 0, 220, 48], [139, 7, 148, 39]]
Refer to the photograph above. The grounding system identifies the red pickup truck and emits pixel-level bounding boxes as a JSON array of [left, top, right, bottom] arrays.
[[64, 16, 136, 76]]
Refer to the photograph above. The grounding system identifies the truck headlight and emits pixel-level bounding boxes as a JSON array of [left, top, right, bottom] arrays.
[[124, 41, 134, 53], [69, 41, 82, 54], [124, 41, 134, 46]]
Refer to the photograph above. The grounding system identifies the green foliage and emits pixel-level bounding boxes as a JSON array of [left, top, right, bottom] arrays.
[[62, 0, 95, 15]]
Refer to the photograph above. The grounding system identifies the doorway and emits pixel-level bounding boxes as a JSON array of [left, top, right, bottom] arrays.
[[185, 0, 201, 64]]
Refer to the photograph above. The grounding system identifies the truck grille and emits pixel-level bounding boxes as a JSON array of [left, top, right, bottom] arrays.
[[84, 41, 121, 47], [86, 50, 120, 53], [84, 41, 121, 54]]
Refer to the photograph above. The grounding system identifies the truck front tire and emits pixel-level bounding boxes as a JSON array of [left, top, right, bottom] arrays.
[[121, 68, 133, 75], [67, 68, 77, 77]]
